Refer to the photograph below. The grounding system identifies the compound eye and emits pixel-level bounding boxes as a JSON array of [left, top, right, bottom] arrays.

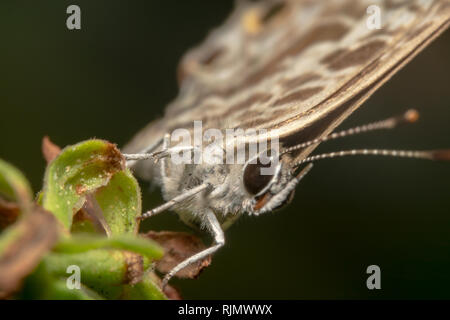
[[243, 158, 274, 196]]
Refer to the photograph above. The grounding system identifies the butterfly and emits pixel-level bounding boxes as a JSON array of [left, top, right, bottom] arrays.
[[123, 0, 450, 287]]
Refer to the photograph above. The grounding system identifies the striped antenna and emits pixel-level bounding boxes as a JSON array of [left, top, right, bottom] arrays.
[[281, 109, 419, 154], [291, 149, 450, 168]]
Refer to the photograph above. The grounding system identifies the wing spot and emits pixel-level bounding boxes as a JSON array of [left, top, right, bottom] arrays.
[[323, 40, 386, 71], [239, 22, 348, 92], [272, 87, 323, 107], [222, 93, 272, 118], [261, 2, 287, 24], [284, 22, 349, 57], [282, 73, 321, 90]]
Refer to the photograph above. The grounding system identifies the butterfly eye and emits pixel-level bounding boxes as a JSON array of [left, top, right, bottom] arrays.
[[243, 157, 276, 196]]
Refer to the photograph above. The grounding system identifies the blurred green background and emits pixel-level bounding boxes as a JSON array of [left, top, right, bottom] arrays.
[[1, 1, 450, 299]]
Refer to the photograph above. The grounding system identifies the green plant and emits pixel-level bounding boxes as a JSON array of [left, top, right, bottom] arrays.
[[0, 139, 167, 299]]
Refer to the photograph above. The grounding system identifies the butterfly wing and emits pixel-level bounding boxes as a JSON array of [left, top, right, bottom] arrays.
[[125, 0, 450, 164]]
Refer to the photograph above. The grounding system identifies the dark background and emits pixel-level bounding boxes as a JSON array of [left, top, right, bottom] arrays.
[[1, 1, 450, 299]]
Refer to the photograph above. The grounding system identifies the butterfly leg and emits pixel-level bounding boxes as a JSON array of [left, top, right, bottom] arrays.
[[161, 208, 225, 288]]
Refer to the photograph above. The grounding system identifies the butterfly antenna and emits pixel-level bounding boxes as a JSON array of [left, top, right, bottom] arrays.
[[137, 183, 211, 221], [281, 109, 419, 154], [292, 149, 450, 168]]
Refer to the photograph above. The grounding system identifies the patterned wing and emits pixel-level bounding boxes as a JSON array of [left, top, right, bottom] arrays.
[[125, 0, 450, 163]]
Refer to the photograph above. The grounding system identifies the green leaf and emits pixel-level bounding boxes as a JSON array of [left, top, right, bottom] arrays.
[[0, 159, 33, 213], [17, 261, 102, 300], [43, 279, 101, 300], [41, 139, 125, 230], [47, 233, 165, 299], [53, 233, 163, 260], [122, 273, 167, 300], [95, 169, 141, 235], [45, 250, 130, 291], [44, 249, 156, 299]]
